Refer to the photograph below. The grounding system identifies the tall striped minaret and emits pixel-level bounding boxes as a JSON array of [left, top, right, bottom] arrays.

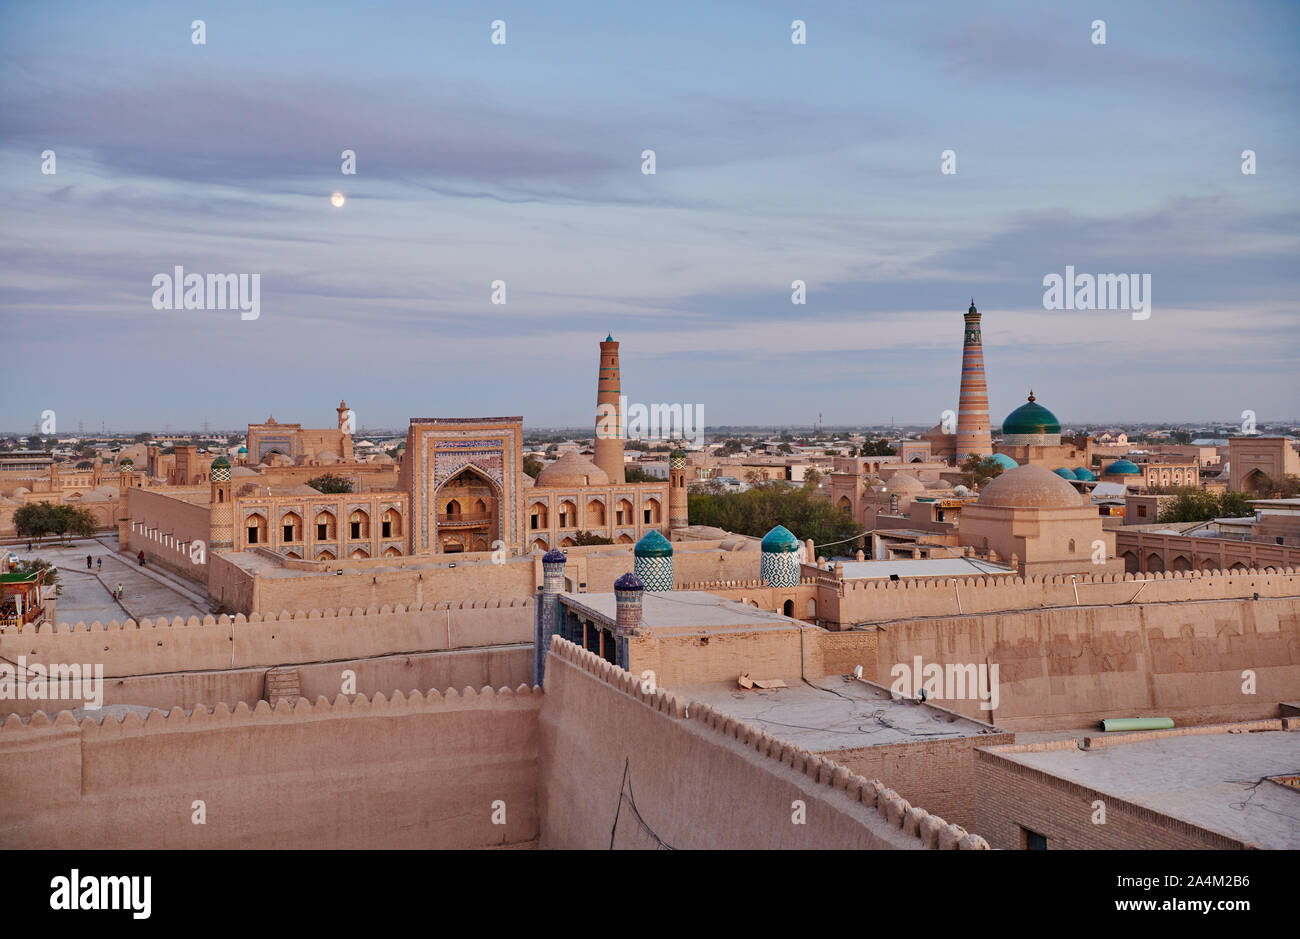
[[955, 299, 993, 463], [593, 334, 626, 483]]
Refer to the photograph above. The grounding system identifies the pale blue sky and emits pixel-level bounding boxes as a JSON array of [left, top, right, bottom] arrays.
[[1, 0, 1297, 431]]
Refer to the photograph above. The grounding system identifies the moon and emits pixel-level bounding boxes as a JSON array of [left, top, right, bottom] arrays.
[[330, 192, 345, 208]]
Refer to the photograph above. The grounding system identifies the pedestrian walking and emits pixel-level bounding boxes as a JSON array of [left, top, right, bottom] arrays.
[[87, 554, 93, 569], [116, 584, 123, 600], [137, 551, 145, 566], [96, 558, 102, 572]]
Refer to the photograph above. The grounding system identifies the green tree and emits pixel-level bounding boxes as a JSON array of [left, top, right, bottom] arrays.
[[802, 468, 822, 489], [13, 502, 54, 544], [523, 455, 545, 478], [25, 435, 44, 450], [1156, 489, 1254, 523], [687, 482, 861, 552], [11, 558, 62, 596], [623, 465, 657, 483], [960, 454, 1006, 489], [573, 530, 613, 546], [133, 433, 150, 443], [307, 473, 354, 494], [859, 438, 897, 456]]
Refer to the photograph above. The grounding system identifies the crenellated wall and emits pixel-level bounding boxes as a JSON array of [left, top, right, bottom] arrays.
[[871, 595, 1300, 730], [537, 636, 989, 850], [0, 684, 542, 849], [0, 601, 534, 717]]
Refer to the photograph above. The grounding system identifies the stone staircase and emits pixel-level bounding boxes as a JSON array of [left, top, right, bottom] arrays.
[[265, 667, 302, 706]]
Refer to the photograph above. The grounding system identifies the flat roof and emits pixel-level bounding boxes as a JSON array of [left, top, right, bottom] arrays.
[[680, 676, 1005, 750], [839, 558, 1013, 579], [993, 730, 1300, 849], [559, 590, 803, 634]]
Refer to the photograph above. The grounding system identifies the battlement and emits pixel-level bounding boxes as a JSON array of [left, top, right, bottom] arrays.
[[546, 635, 988, 849], [0, 681, 541, 738]]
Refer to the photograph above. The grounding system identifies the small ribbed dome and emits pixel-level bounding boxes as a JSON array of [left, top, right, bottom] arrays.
[[1105, 459, 1141, 476], [210, 456, 230, 469], [237, 446, 247, 454], [761, 525, 800, 553], [535, 451, 610, 488], [977, 464, 1082, 508], [1073, 467, 1097, 481], [988, 453, 1018, 469], [119, 458, 134, 467], [1002, 392, 1061, 436], [614, 572, 645, 592], [634, 529, 673, 558], [542, 548, 567, 564], [1053, 467, 1078, 480]]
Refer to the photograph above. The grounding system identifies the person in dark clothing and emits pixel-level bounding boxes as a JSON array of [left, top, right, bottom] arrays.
[[87, 555, 93, 569], [96, 558, 102, 572], [137, 551, 145, 566]]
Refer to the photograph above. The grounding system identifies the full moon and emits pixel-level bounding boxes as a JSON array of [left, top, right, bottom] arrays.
[[330, 192, 345, 208]]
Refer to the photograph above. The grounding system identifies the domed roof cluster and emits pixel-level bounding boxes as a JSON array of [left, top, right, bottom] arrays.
[[1105, 459, 1141, 476], [761, 525, 800, 553], [534, 451, 610, 488], [977, 464, 1083, 508], [1002, 392, 1061, 436], [1052, 467, 1078, 480], [1073, 467, 1097, 481]]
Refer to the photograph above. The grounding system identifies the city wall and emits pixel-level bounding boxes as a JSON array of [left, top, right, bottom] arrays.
[[0, 685, 542, 849], [0, 601, 533, 717], [537, 636, 989, 850], [120, 487, 211, 587], [871, 594, 1300, 730]]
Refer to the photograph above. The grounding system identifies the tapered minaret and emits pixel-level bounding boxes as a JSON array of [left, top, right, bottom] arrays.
[[593, 334, 626, 483], [955, 299, 993, 463]]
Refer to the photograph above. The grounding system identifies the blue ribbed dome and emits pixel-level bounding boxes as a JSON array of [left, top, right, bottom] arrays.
[[614, 572, 645, 591], [1105, 459, 1141, 476], [542, 548, 567, 564], [761, 525, 800, 553], [988, 453, 1018, 469], [1053, 467, 1078, 480], [634, 529, 673, 558], [1073, 467, 1097, 481]]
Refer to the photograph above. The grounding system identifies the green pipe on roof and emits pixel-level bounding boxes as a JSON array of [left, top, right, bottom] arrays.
[[1099, 717, 1174, 732]]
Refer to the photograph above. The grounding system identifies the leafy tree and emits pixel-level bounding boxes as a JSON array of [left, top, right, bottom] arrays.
[[13, 503, 53, 544], [573, 530, 613, 546], [802, 468, 822, 488], [133, 433, 150, 443], [1157, 489, 1254, 523], [859, 438, 897, 456], [719, 439, 745, 456], [623, 465, 657, 483], [687, 481, 862, 552], [960, 454, 1006, 489], [307, 473, 354, 494], [523, 456, 545, 478], [25, 435, 44, 450], [10, 558, 62, 596]]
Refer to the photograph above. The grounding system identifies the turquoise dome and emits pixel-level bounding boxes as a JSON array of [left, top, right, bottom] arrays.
[[1105, 459, 1141, 476], [761, 525, 800, 553], [1073, 467, 1097, 481], [237, 446, 247, 454], [1002, 392, 1061, 436], [210, 456, 230, 469], [988, 453, 1018, 470], [1053, 467, 1078, 480], [634, 529, 673, 558]]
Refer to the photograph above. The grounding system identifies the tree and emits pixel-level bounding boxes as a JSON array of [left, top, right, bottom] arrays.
[[307, 473, 354, 494], [1157, 489, 1254, 523], [623, 465, 657, 483], [960, 454, 1006, 489], [859, 438, 897, 456], [687, 483, 862, 552], [523, 456, 545, 478], [777, 443, 793, 455], [25, 435, 44, 450], [15, 502, 95, 544], [133, 433, 150, 443], [573, 530, 613, 546], [720, 439, 744, 456], [13, 503, 54, 544], [802, 468, 822, 489], [10, 558, 62, 597]]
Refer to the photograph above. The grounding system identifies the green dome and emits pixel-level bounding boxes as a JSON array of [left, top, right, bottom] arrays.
[[1073, 467, 1097, 481], [237, 446, 247, 454], [761, 525, 800, 553], [119, 458, 134, 467], [670, 448, 687, 460], [210, 455, 231, 469], [1053, 467, 1078, 480], [1105, 458, 1141, 475], [634, 529, 673, 558], [1002, 392, 1060, 436], [988, 453, 1018, 470]]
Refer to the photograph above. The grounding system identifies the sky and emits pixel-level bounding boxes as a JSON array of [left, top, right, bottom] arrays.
[[1, 0, 1297, 433]]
